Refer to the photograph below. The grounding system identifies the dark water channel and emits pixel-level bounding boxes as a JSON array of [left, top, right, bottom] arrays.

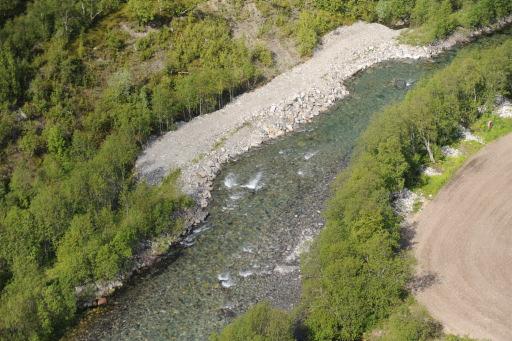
[[67, 57, 452, 341]]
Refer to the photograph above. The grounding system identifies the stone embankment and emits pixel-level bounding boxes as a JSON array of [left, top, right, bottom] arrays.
[[79, 17, 512, 307]]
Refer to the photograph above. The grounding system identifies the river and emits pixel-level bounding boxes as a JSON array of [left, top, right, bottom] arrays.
[[66, 57, 453, 341]]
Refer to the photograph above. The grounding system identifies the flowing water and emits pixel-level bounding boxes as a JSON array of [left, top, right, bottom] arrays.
[[67, 57, 453, 341]]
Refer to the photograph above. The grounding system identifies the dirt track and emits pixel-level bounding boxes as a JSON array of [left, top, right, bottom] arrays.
[[414, 134, 512, 341]]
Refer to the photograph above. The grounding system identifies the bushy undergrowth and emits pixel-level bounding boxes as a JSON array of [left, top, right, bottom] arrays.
[[416, 113, 512, 197], [210, 301, 295, 341], [364, 299, 442, 341], [0, 1, 265, 339], [402, 0, 512, 44], [293, 0, 512, 55], [250, 0, 512, 56]]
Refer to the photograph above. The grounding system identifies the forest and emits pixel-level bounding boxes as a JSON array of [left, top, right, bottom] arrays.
[[213, 36, 512, 340], [0, 0, 511, 340]]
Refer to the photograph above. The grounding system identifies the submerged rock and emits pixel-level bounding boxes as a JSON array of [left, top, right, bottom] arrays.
[[218, 273, 236, 288], [304, 151, 318, 160], [217, 273, 230, 281], [97, 297, 108, 306], [217, 307, 236, 319], [238, 270, 254, 278]]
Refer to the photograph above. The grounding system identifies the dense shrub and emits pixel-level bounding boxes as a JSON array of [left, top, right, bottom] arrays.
[[313, 0, 378, 21], [0, 0, 27, 26], [405, 0, 512, 44], [0, 47, 21, 107], [376, 0, 415, 25], [303, 0, 512, 45], [461, 0, 512, 27], [0, 0, 270, 338], [0, 111, 18, 147], [364, 301, 442, 341], [295, 10, 342, 56], [210, 301, 295, 341], [127, 0, 204, 25], [1, 1, 511, 339], [167, 16, 260, 114], [0, 0, 256, 339]]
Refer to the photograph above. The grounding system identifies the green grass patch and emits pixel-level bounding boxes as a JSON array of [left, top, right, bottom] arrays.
[[191, 152, 207, 164], [472, 113, 512, 143], [415, 153, 467, 197], [212, 136, 227, 150], [415, 114, 512, 197]]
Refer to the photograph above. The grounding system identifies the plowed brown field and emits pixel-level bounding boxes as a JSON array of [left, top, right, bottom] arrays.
[[414, 134, 512, 341]]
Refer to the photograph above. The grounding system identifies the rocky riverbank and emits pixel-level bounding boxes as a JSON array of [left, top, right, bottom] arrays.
[[77, 17, 512, 308], [136, 17, 511, 207]]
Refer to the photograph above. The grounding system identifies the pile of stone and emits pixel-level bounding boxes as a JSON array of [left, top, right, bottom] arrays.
[[393, 188, 425, 216], [495, 96, 512, 118], [441, 145, 462, 158]]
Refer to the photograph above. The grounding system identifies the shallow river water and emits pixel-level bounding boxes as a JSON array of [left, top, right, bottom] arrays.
[[67, 57, 453, 341]]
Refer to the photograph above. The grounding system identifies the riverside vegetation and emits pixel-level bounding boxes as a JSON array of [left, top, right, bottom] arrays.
[[212, 37, 512, 340], [0, 0, 511, 340], [0, 1, 266, 340]]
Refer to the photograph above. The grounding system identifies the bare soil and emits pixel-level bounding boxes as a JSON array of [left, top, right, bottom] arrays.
[[414, 133, 512, 341]]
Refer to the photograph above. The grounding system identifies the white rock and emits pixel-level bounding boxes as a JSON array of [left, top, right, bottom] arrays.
[[422, 166, 442, 176], [223, 173, 238, 188], [393, 188, 424, 216], [441, 145, 461, 158], [460, 126, 484, 144], [496, 99, 512, 118], [304, 151, 318, 160], [217, 272, 230, 281]]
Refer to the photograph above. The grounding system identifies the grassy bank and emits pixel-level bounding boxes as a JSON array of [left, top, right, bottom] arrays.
[[213, 35, 512, 341], [416, 113, 512, 198]]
